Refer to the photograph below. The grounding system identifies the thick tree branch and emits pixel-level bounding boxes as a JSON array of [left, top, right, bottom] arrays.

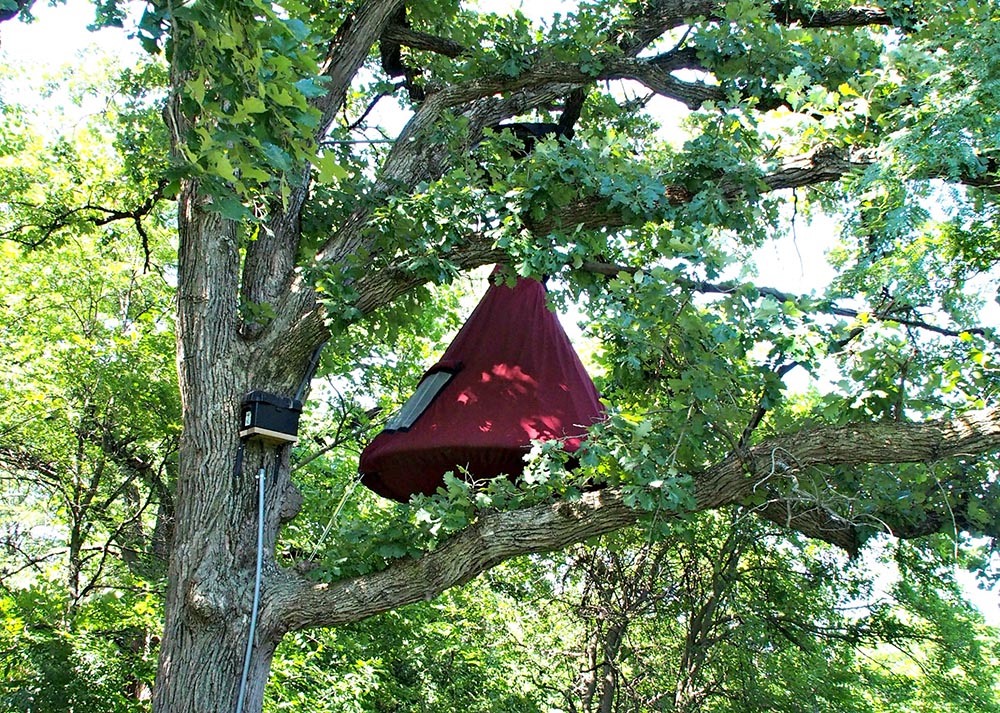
[[381, 23, 466, 58], [748, 145, 869, 195], [365, 0, 897, 144], [311, 77, 575, 267], [376, 25, 721, 109], [273, 488, 640, 633], [602, 57, 724, 109], [272, 406, 1000, 630], [962, 155, 1000, 193], [360, 57, 717, 115], [373, 0, 710, 63], [316, 0, 406, 127], [769, 1, 892, 28], [620, 0, 719, 54], [621, 0, 891, 54], [377, 1, 894, 67]]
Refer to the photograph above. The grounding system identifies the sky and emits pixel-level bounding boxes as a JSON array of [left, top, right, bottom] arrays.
[[0, 0, 134, 62], [2, 0, 997, 626]]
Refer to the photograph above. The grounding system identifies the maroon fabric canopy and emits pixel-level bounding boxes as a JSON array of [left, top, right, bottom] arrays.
[[359, 272, 605, 502]]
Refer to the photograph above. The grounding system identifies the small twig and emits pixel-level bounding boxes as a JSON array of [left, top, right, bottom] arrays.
[[738, 361, 800, 449], [345, 85, 404, 132]]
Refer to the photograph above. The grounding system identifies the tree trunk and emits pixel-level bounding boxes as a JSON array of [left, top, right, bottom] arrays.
[[596, 620, 625, 713], [152, 185, 307, 713], [154, 612, 280, 713]]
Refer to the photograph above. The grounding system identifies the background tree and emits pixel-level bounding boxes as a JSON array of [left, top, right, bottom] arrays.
[[0, 49, 177, 710], [2, 1, 1000, 712], [546, 518, 1000, 713]]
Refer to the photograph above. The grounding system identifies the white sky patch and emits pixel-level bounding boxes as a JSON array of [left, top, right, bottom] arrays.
[[0, 0, 137, 64], [955, 566, 1000, 626], [754, 212, 840, 294], [471, 0, 578, 22]]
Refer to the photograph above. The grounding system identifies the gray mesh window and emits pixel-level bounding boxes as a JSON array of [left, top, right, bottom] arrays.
[[384, 369, 457, 431]]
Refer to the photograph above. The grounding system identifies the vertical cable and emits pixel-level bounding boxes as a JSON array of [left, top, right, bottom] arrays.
[[235, 465, 266, 713]]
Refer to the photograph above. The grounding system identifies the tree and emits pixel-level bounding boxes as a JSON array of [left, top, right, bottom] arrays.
[[536, 518, 1000, 713], [3, 0, 1000, 711], [0, 52, 177, 709], [0, 232, 175, 709]]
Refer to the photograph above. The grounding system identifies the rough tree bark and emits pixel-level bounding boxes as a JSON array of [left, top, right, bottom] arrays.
[[148, 2, 999, 712]]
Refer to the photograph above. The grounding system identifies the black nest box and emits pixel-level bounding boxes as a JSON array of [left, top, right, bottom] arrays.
[[239, 391, 302, 445]]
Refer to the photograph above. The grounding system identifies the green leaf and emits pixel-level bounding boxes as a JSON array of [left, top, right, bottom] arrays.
[[240, 96, 267, 114], [294, 77, 328, 99], [212, 195, 253, 221], [184, 76, 207, 106], [315, 152, 348, 183], [261, 142, 292, 172]]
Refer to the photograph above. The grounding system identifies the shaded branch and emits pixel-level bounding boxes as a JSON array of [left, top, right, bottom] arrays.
[[378, 6, 425, 103], [601, 57, 724, 109], [621, 0, 891, 54], [273, 488, 640, 633], [769, 1, 892, 28], [961, 155, 1000, 193], [620, 0, 720, 54], [0, 181, 167, 256], [0, 446, 62, 486], [580, 259, 992, 340], [371, 0, 895, 116], [245, 1, 408, 339], [316, 0, 406, 130], [381, 23, 466, 59]]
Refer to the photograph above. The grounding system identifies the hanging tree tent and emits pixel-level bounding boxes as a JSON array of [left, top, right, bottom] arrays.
[[359, 271, 605, 502]]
